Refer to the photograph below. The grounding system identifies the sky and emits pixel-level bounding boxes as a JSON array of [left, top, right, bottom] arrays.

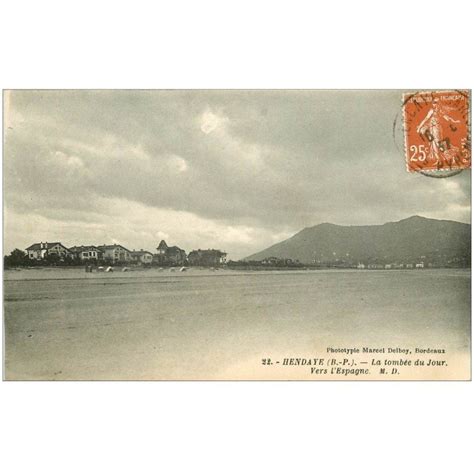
[[3, 90, 471, 260]]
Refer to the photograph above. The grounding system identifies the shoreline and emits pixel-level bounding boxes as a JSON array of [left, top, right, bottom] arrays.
[[4, 264, 471, 272]]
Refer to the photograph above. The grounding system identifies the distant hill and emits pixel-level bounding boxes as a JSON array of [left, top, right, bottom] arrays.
[[245, 216, 471, 265]]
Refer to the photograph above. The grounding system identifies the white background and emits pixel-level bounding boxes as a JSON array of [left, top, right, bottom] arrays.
[[1, 1, 473, 473]]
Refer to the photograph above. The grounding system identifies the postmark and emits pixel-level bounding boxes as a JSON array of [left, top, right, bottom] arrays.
[[402, 90, 471, 173]]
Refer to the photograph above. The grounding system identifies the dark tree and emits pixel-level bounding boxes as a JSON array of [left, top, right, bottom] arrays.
[[4, 249, 29, 267]]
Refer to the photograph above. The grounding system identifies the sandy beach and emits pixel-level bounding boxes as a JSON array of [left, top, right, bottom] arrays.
[[3, 268, 471, 380]]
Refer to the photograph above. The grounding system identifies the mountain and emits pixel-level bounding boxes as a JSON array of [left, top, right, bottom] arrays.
[[245, 216, 471, 265]]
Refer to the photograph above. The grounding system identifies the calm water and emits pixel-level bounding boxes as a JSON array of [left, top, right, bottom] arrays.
[[3, 268, 471, 380]]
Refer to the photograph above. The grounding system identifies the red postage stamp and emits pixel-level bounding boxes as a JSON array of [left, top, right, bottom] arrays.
[[403, 90, 471, 172]]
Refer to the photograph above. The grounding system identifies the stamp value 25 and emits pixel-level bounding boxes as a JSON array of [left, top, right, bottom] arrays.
[[403, 90, 471, 172]]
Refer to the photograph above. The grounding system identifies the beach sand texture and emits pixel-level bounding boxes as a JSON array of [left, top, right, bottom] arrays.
[[3, 268, 471, 380]]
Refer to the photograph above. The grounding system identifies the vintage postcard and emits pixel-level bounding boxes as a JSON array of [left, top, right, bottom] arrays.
[[2, 90, 471, 380]]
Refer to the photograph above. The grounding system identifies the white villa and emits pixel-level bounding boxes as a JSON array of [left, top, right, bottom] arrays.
[[26, 242, 71, 260]]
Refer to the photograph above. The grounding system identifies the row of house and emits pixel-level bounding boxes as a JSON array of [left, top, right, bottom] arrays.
[[260, 257, 301, 266], [25, 240, 226, 266], [153, 241, 226, 266], [357, 262, 425, 269]]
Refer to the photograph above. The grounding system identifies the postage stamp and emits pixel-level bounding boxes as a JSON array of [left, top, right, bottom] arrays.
[[3, 90, 471, 381], [402, 90, 471, 172]]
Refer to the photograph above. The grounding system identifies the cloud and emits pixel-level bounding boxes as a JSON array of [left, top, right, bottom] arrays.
[[3, 90, 471, 258], [167, 155, 188, 173], [3, 196, 294, 260], [200, 107, 228, 134]]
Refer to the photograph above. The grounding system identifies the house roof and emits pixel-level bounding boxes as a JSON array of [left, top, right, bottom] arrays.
[[97, 244, 132, 253], [131, 250, 153, 257], [166, 246, 186, 255], [156, 240, 185, 255], [26, 242, 66, 251], [189, 249, 226, 256], [157, 240, 168, 250], [69, 245, 102, 253]]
